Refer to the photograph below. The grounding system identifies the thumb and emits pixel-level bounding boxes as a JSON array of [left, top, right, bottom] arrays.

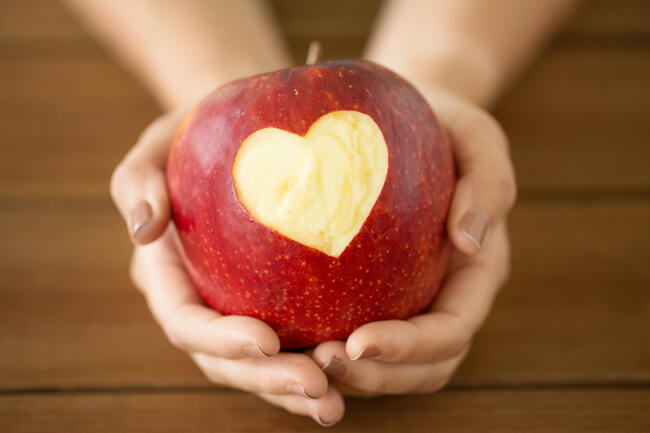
[[445, 108, 517, 254], [110, 108, 188, 244]]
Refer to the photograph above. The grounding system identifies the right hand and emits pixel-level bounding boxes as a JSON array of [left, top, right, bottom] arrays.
[[109, 107, 345, 427]]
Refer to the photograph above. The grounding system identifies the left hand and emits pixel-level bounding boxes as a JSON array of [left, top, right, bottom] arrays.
[[310, 86, 517, 396], [110, 108, 344, 426]]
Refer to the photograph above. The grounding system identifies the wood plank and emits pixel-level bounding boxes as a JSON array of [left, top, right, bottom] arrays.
[[459, 200, 650, 386], [1, 201, 648, 389], [1, 46, 649, 197], [270, 0, 381, 60], [0, 0, 85, 40], [2, 1, 649, 197], [497, 45, 650, 192], [0, 56, 160, 198], [274, 0, 650, 61], [2, 0, 649, 43], [1, 388, 648, 432], [566, 0, 650, 35], [0, 204, 205, 389]]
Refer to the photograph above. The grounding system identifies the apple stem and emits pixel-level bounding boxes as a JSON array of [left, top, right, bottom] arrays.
[[305, 41, 321, 65]]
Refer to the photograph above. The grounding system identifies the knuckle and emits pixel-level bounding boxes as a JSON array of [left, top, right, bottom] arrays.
[[196, 361, 226, 386], [161, 308, 189, 350], [286, 354, 315, 370], [202, 371, 218, 384], [470, 107, 508, 149], [403, 343, 418, 362], [477, 109, 509, 150], [493, 168, 515, 198], [203, 370, 221, 385], [402, 323, 425, 361], [365, 375, 389, 394], [163, 322, 184, 349], [466, 110, 517, 212], [481, 170, 517, 213], [259, 376, 279, 394], [488, 116, 509, 150], [276, 401, 303, 416], [139, 118, 165, 142], [128, 250, 145, 293], [428, 375, 452, 393], [498, 171, 518, 209], [451, 320, 474, 353], [109, 161, 129, 202]]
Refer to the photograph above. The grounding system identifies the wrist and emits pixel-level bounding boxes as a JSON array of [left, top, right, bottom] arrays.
[[366, 36, 500, 108], [160, 62, 287, 111]]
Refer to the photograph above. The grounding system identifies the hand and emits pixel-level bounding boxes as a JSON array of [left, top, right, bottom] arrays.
[[109, 108, 345, 426], [310, 87, 516, 396]]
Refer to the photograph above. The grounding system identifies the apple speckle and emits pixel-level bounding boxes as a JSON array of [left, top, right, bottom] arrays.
[[167, 59, 454, 348]]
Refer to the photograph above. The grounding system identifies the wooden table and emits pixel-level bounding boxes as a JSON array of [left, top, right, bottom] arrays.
[[1, 1, 648, 431]]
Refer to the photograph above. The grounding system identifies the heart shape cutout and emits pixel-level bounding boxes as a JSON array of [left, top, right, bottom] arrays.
[[232, 110, 388, 257]]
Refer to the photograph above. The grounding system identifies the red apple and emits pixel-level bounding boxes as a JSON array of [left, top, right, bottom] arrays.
[[167, 60, 455, 348]]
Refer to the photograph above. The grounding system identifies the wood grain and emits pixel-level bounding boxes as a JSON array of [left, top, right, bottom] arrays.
[[1, 0, 649, 430], [0, 56, 159, 198], [1, 388, 648, 433], [566, 0, 650, 35], [2, 2, 649, 198], [2, 1, 648, 43], [2, 47, 649, 197], [1, 201, 648, 389], [497, 46, 650, 192]]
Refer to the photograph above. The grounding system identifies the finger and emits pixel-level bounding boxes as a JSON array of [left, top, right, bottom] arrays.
[[193, 352, 329, 400], [311, 340, 349, 372], [343, 223, 509, 363], [132, 228, 281, 358], [314, 341, 468, 396], [434, 221, 510, 331], [110, 107, 189, 244], [439, 97, 516, 254], [330, 381, 378, 398], [258, 386, 345, 427], [344, 316, 469, 364]]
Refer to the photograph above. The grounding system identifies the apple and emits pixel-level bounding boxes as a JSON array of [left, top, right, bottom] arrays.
[[167, 60, 455, 348]]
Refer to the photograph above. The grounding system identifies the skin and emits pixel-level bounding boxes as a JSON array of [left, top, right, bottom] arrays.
[[69, 0, 578, 426]]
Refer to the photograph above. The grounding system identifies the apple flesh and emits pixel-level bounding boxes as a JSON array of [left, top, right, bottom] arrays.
[[232, 110, 388, 258], [167, 60, 455, 348]]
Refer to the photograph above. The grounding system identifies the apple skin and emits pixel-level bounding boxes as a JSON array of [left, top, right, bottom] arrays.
[[167, 60, 455, 349]]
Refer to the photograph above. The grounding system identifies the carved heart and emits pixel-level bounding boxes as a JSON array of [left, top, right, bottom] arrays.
[[232, 111, 388, 257]]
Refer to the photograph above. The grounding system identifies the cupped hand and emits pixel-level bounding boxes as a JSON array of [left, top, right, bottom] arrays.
[[109, 107, 344, 426], [311, 87, 517, 396]]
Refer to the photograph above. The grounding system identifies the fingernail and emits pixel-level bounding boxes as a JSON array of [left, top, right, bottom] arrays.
[[316, 415, 337, 427], [322, 357, 347, 378], [459, 209, 489, 249], [129, 200, 153, 241], [243, 344, 269, 359], [286, 382, 316, 399], [351, 345, 382, 360]]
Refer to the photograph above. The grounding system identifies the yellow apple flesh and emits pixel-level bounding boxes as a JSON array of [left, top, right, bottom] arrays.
[[233, 111, 388, 258]]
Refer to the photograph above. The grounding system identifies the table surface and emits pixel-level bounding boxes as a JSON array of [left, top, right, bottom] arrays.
[[1, 0, 649, 431]]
